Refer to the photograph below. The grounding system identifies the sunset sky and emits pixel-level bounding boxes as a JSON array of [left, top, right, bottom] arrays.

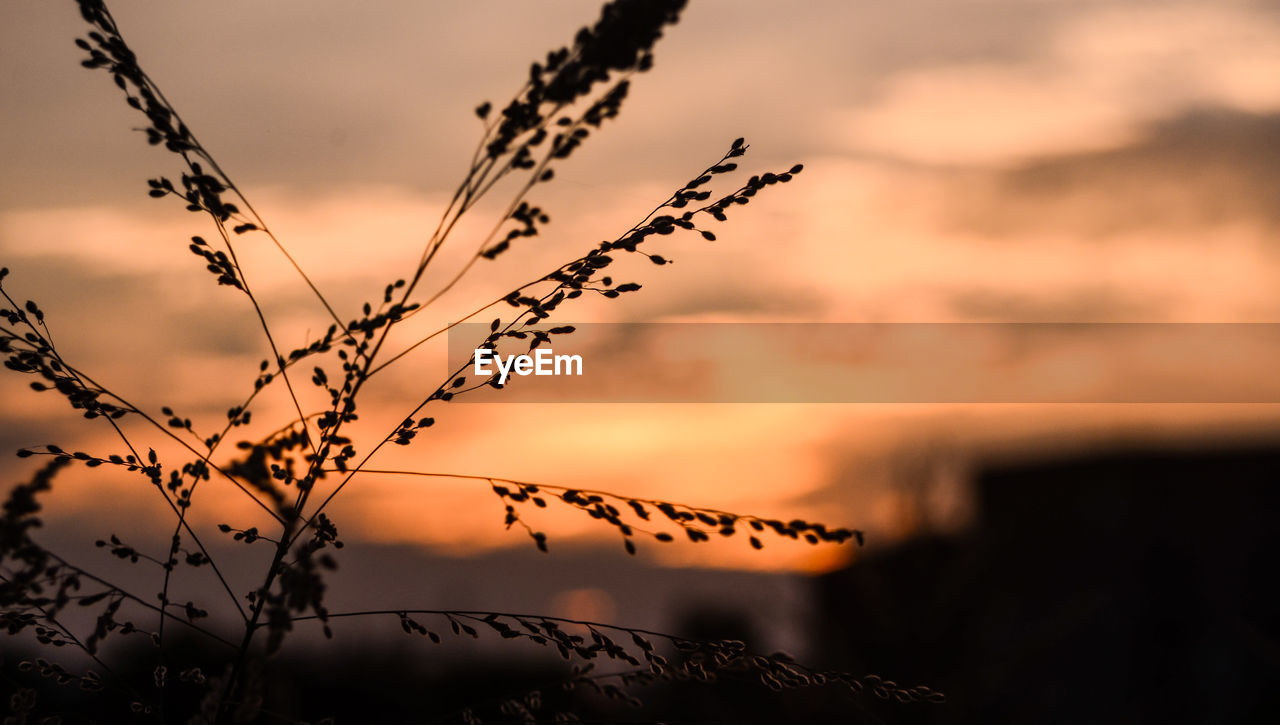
[[4, 0, 1280, 576]]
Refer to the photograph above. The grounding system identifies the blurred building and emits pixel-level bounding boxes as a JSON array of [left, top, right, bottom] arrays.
[[817, 440, 1280, 724]]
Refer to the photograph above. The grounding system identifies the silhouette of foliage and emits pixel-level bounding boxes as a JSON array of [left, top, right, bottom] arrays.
[[1, 1, 940, 722]]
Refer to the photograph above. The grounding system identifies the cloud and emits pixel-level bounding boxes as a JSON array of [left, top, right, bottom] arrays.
[[945, 110, 1280, 238], [831, 3, 1280, 167], [834, 63, 1141, 167], [948, 287, 1169, 323]]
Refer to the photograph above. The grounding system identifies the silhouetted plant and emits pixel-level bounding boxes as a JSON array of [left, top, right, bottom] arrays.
[[2, 1, 941, 722]]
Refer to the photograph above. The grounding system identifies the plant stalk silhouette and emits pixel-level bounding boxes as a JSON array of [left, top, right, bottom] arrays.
[[1, 1, 941, 722]]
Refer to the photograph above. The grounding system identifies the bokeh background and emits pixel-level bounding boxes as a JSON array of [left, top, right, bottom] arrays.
[[3, 1, 1280, 722]]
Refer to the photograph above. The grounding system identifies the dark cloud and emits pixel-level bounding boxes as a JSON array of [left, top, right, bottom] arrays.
[[0, 253, 388, 432], [948, 287, 1173, 323], [0, 255, 261, 357], [946, 110, 1280, 238], [637, 277, 825, 320]]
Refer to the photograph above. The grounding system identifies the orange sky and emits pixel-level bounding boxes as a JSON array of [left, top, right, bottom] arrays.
[[4, 0, 1280, 574]]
